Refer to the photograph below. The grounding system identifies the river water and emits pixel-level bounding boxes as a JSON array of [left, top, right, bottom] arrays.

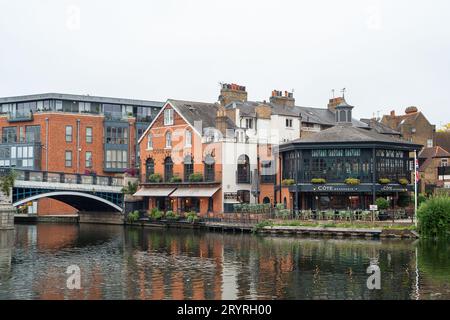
[[0, 223, 449, 300]]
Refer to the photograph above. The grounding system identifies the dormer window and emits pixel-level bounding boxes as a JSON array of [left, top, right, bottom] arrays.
[[164, 108, 174, 125], [245, 118, 253, 129]]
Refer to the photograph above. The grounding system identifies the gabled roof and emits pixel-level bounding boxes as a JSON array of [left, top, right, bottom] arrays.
[[284, 125, 421, 147], [436, 131, 450, 154], [298, 106, 368, 128], [418, 146, 450, 159], [382, 111, 426, 131], [360, 118, 402, 135], [168, 99, 236, 129]]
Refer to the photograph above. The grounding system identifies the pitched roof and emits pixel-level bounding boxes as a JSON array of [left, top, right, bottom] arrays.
[[298, 106, 368, 128], [360, 118, 402, 135], [382, 112, 423, 131], [436, 131, 450, 154], [286, 125, 421, 146], [418, 146, 450, 159], [168, 99, 236, 129]]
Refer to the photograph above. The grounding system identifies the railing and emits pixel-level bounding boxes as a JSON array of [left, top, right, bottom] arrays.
[[7, 111, 34, 122], [260, 175, 275, 184], [7, 169, 123, 187]]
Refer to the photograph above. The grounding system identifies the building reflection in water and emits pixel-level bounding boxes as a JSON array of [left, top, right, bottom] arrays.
[[0, 230, 15, 282], [1, 224, 449, 300]]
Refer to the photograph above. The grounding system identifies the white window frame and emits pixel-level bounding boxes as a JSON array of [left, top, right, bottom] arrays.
[[164, 109, 174, 125], [165, 131, 172, 148], [147, 133, 153, 150], [185, 130, 192, 147], [427, 139, 433, 148]]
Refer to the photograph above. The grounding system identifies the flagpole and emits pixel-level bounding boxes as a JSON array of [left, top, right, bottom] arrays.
[[414, 149, 418, 228]]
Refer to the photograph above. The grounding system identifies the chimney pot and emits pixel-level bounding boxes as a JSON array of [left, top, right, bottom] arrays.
[[390, 110, 395, 117]]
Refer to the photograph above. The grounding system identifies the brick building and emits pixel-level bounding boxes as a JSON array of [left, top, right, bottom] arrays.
[[0, 93, 163, 215], [418, 146, 450, 194]]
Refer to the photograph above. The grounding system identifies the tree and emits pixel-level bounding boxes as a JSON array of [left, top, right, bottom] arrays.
[[1, 170, 16, 197], [437, 123, 450, 132]]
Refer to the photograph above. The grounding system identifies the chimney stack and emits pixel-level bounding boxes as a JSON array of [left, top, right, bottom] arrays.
[[269, 90, 295, 107], [215, 106, 229, 135], [219, 83, 248, 106], [390, 110, 396, 117], [327, 97, 345, 112]]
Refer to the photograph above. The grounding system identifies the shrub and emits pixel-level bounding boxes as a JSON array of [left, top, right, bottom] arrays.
[[148, 173, 163, 183], [188, 173, 203, 182], [311, 178, 326, 184], [379, 178, 391, 184], [418, 193, 428, 206], [417, 196, 450, 238], [375, 197, 390, 211], [397, 193, 411, 208], [148, 208, 163, 220], [281, 179, 295, 186], [186, 211, 199, 223], [398, 178, 409, 185], [121, 181, 138, 195], [165, 210, 180, 220], [1, 170, 16, 197], [345, 178, 360, 185], [169, 176, 182, 183], [127, 210, 140, 223], [276, 203, 285, 210], [252, 220, 274, 232]]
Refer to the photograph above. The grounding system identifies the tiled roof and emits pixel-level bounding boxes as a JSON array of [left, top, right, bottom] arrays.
[[360, 118, 402, 135], [418, 146, 450, 159]]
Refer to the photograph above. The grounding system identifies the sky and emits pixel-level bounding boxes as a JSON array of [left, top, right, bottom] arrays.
[[0, 0, 449, 127]]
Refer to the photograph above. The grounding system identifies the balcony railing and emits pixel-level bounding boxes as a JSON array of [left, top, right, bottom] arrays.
[[7, 111, 33, 122], [2, 169, 123, 187], [260, 174, 276, 184]]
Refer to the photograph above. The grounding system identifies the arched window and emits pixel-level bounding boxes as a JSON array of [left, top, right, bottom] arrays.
[[184, 155, 193, 181], [237, 154, 250, 183], [164, 157, 173, 182], [145, 158, 154, 181], [263, 197, 271, 204], [204, 154, 215, 182], [185, 130, 192, 147], [165, 131, 172, 148], [147, 133, 153, 149]]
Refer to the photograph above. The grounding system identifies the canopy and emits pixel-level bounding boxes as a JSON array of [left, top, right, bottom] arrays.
[[170, 187, 220, 198], [133, 188, 176, 197]]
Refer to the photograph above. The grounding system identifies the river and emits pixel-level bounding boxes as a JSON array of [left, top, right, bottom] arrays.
[[0, 223, 449, 300]]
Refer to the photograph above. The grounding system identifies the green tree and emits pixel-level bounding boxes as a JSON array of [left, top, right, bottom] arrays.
[[1, 170, 16, 197], [418, 196, 450, 238]]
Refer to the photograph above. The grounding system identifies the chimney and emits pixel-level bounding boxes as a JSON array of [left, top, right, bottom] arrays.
[[215, 107, 229, 135], [327, 97, 345, 112], [405, 106, 418, 114], [219, 83, 248, 106], [269, 90, 295, 107], [390, 110, 396, 117]]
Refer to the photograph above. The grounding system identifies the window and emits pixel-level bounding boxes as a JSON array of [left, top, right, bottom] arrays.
[[184, 155, 193, 181], [145, 158, 155, 181], [237, 190, 250, 203], [105, 150, 128, 169], [85, 151, 92, 168], [26, 126, 41, 143], [286, 119, 293, 128], [165, 131, 172, 148], [185, 130, 192, 147], [103, 104, 122, 120], [86, 127, 93, 143], [55, 100, 63, 111], [2, 127, 17, 143], [164, 108, 174, 125], [79, 102, 91, 113], [237, 154, 250, 183], [65, 151, 72, 167], [204, 154, 215, 182], [106, 126, 128, 144], [245, 118, 253, 129], [164, 157, 173, 181], [147, 133, 153, 149], [65, 126, 73, 142], [427, 139, 433, 148], [442, 159, 448, 167]]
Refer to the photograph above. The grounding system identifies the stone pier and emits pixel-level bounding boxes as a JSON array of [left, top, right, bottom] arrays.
[[0, 206, 15, 230]]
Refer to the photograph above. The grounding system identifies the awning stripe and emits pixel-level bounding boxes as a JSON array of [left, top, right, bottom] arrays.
[[170, 187, 220, 198], [133, 188, 176, 197]]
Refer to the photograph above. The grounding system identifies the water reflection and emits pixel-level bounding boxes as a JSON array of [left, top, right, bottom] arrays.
[[0, 224, 448, 300]]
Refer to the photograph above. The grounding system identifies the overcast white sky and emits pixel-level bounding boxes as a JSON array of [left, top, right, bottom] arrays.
[[0, 0, 449, 127]]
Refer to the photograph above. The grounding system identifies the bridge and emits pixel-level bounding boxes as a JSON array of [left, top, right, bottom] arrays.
[[8, 169, 124, 213]]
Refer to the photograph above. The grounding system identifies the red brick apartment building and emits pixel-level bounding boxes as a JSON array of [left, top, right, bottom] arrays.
[[0, 93, 163, 215]]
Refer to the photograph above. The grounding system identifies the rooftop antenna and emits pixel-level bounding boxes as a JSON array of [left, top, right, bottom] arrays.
[[341, 88, 346, 99], [331, 89, 335, 98]]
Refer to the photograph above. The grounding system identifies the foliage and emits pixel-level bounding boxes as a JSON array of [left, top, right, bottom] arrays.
[[121, 181, 138, 195], [252, 220, 274, 232], [148, 173, 163, 183], [186, 211, 199, 223], [378, 178, 391, 184], [1, 170, 16, 197], [276, 203, 285, 210], [344, 178, 360, 185], [417, 196, 450, 238], [148, 207, 163, 220], [398, 178, 409, 186], [169, 176, 182, 183], [281, 179, 295, 186], [188, 173, 203, 182], [437, 123, 450, 132], [375, 197, 390, 210], [127, 210, 140, 223], [418, 193, 428, 207], [165, 210, 180, 220], [125, 167, 138, 177], [311, 178, 326, 184]]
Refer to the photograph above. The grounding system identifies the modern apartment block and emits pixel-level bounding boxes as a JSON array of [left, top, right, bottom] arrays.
[[0, 93, 163, 214]]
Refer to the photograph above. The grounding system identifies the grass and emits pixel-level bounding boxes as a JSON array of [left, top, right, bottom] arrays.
[[265, 220, 416, 231]]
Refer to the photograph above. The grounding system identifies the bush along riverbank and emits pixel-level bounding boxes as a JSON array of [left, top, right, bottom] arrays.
[[126, 209, 202, 229], [417, 196, 450, 239]]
